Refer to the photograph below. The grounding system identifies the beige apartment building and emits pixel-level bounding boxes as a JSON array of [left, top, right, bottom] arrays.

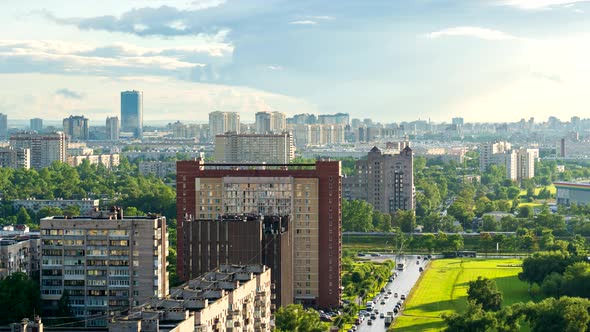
[[110, 264, 272, 332], [40, 208, 168, 327], [9, 131, 67, 169], [214, 132, 295, 164]]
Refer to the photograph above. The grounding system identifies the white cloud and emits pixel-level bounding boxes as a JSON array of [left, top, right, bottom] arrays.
[[426, 26, 516, 40], [496, 0, 590, 9], [267, 65, 283, 71], [289, 20, 318, 25]]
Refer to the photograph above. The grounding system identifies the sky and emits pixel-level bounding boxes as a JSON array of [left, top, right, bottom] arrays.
[[0, 0, 589, 124]]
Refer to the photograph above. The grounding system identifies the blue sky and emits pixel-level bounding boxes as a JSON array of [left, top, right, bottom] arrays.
[[0, 0, 589, 124]]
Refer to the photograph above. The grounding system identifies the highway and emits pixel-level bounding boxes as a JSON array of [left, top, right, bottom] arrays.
[[355, 255, 427, 332]]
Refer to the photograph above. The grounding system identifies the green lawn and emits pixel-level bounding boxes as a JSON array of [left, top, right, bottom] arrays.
[[519, 184, 556, 197], [392, 258, 530, 332]]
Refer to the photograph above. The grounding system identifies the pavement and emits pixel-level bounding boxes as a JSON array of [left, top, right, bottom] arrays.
[[354, 255, 428, 332]]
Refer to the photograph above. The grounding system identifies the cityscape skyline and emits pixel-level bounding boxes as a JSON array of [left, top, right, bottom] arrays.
[[1, 1, 589, 123]]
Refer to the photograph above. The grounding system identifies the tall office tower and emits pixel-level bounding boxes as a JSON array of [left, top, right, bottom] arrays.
[[177, 159, 342, 308], [62, 115, 89, 140], [452, 117, 464, 126], [182, 214, 293, 307], [343, 146, 415, 214], [214, 132, 295, 163], [30, 118, 43, 132], [121, 90, 143, 138], [479, 141, 511, 173], [226, 112, 240, 133], [271, 111, 287, 132], [0, 113, 7, 139], [255, 111, 272, 134], [208, 111, 226, 138], [9, 131, 67, 169], [105, 116, 120, 141], [517, 148, 538, 180], [0, 147, 31, 169], [40, 208, 168, 327]]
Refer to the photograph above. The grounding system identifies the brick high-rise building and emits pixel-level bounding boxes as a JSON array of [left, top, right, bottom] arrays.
[[176, 159, 341, 308], [343, 146, 415, 214]]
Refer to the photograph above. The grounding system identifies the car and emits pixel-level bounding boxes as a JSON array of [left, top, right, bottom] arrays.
[[380, 312, 385, 318], [355, 318, 363, 325], [384, 295, 390, 299], [416, 260, 420, 265], [370, 315, 377, 320], [427, 254, 432, 259], [401, 294, 406, 300], [380, 300, 386, 305], [417, 255, 421, 259], [374, 309, 379, 314], [371, 253, 380, 257], [388, 277, 394, 282], [380, 288, 386, 293], [394, 292, 398, 298], [351, 326, 357, 331], [419, 267, 424, 272], [368, 319, 373, 326], [393, 308, 399, 314], [358, 252, 365, 257], [387, 290, 392, 294]]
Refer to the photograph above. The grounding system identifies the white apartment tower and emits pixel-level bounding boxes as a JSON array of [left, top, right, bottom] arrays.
[[10, 131, 67, 169]]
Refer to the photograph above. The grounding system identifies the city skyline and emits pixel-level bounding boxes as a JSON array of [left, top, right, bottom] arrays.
[[0, 1, 589, 123]]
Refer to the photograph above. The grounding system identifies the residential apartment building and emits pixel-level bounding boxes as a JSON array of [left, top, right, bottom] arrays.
[[67, 154, 120, 169], [343, 146, 415, 214], [290, 124, 345, 147], [517, 148, 538, 180], [182, 214, 292, 307], [9, 131, 67, 169], [139, 161, 176, 178], [40, 208, 168, 327], [479, 142, 538, 181], [271, 111, 287, 132], [111, 264, 271, 332], [214, 132, 295, 164], [479, 141, 511, 172], [255, 112, 271, 134], [63, 115, 89, 140], [209, 111, 240, 138], [14, 198, 100, 214], [106, 116, 120, 141], [0, 147, 30, 169], [0, 233, 40, 278], [176, 159, 342, 308]]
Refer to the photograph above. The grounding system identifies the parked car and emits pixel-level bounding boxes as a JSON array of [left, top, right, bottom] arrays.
[[394, 292, 398, 298], [380, 312, 385, 319], [401, 294, 406, 300]]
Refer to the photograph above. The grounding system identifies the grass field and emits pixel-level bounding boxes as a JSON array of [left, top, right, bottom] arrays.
[[392, 258, 530, 332], [519, 184, 556, 197]]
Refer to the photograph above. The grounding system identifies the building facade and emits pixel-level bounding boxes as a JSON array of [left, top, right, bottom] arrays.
[[0, 147, 30, 169], [139, 161, 176, 178], [63, 115, 89, 140], [343, 146, 415, 214], [208, 111, 240, 138], [121, 91, 143, 138], [9, 131, 67, 169], [182, 214, 292, 308], [0, 234, 40, 279], [255, 112, 272, 134], [14, 198, 100, 214], [106, 116, 120, 141], [40, 208, 168, 327], [0, 113, 7, 139], [176, 159, 342, 308], [30, 118, 43, 132], [214, 132, 295, 164], [67, 154, 120, 169], [111, 264, 271, 332], [555, 182, 590, 206]]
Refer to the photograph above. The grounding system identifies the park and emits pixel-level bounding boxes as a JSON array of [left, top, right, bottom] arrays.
[[392, 258, 529, 331]]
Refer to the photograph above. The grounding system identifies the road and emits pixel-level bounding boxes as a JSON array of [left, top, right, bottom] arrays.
[[355, 255, 427, 332]]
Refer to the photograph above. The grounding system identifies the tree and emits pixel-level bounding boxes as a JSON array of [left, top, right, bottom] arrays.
[[522, 297, 590, 332], [519, 251, 574, 287], [443, 301, 498, 332], [274, 304, 329, 332], [519, 205, 533, 218], [0, 272, 41, 324], [396, 209, 416, 233], [481, 216, 497, 232], [342, 199, 373, 232], [16, 207, 32, 224], [467, 277, 503, 311]]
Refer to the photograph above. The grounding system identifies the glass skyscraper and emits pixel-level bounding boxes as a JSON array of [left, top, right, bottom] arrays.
[[120, 90, 143, 138]]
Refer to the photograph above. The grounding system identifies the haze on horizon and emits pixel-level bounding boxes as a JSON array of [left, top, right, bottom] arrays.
[[0, 0, 589, 124]]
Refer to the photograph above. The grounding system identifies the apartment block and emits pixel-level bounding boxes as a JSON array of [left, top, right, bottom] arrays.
[[111, 264, 271, 332], [182, 214, 292, 307], [67, 154, 120, 169], [0, 233, 40, 278], [214, 132, 295, 164], [176, 159, 342, 308], [290, 124, 345, 147], [40, 208, 168, 327], [0, 147, 30, 169], [14, 198, 100, 214], [479, 141, 511, 173], [139, 161, 176, 178], [106, 117, 120, 141], [343, 146, 415, 214], [209, 111, 240, 138], [9, 131, 67, 169], [63, 115, 89, 141]]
